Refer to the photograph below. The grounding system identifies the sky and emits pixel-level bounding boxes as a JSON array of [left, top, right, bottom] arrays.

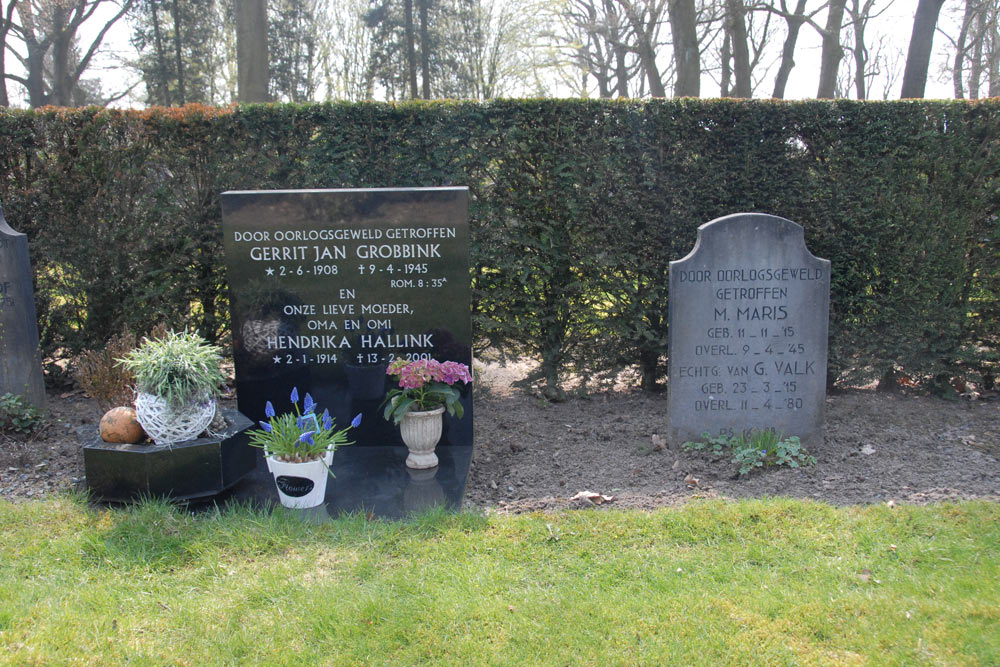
[[9, 0, 963, 106]]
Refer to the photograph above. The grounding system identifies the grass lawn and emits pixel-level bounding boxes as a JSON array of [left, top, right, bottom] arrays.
[[1, 495, 997, 665]]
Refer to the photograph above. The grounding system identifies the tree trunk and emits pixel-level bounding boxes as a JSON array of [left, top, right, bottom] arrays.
[[989, 44, 1000, 97], [720, 29, 732, 96], [851, 0, 866, 99], [403, 0, 418, 98], [771, 0, 808, 99], [26, 41, 48, 108], [418, 0, 430, 98], [968, 4, 985, 98], [614, 45, 629, 97], [952, 0, 976, 99], [604, 0, 629, 97], [0, 0, 12, 107], [900, 0, 946, 98], [817, 0, 847, 98], [237, 0, 269, 102], [171, 0, 186, 104], [592, 41, 612, 97], [639, 350, 659, 392], [150, 1, 172, 105], [726, 0, 751, 97], [668, 0, 699, 96], [621, 0, 666, 97], [49, 4, 72, 106]]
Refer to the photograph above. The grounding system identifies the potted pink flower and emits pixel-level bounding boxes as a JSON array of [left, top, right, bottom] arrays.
[[382, 358, 472, 469]]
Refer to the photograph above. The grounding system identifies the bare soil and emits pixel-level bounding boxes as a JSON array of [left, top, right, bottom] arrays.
[[2, 360, 998, 512]]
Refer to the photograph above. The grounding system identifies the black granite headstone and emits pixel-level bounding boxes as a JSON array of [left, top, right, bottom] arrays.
[[668, 213, 830, 446], [0, 205, 45, 410], [221, 188, 473, 516]]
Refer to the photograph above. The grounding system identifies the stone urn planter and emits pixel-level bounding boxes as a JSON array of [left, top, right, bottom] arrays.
[[382, 359, 472, 470], [399, 405, 445, 469]]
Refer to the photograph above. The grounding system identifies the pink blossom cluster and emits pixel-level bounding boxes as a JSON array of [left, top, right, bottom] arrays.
[[387, 358, 472, 390]]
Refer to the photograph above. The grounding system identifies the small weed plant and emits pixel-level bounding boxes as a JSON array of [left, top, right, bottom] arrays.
[[683, 429, 816, 476], [0, 393, 43, 435]]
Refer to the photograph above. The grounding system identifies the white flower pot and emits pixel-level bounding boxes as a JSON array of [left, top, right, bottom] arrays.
[[265, 454, 331, 509], [134, 392, 216, 445], [400, 405, 445, 469]]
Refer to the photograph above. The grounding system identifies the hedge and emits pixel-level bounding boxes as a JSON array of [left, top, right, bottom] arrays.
[[0, 100, 997, 393]]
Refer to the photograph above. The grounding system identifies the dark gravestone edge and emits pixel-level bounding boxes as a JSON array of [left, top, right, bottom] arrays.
[[0, 205, 46, 410]]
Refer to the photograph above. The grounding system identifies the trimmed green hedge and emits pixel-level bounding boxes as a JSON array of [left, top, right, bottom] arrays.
[[1, 100, 997, 392]]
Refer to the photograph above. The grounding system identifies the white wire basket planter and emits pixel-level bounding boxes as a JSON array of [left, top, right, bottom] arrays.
[[135, 392, 217, 445]]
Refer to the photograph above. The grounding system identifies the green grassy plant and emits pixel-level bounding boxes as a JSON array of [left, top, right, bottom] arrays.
[[684, 429, 817, 475], [117, 330, 225, 408], [0, 393, 43, 435], [1, 495, 997, 664]]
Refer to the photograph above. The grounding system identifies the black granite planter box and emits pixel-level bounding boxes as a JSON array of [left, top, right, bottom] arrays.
[[82, 409, 255, 502]]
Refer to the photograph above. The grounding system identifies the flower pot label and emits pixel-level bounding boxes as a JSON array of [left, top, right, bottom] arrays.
[[668, 214, 830, 446], [221, 188, 474, 455], [275, 475, 315, 497], [0, 206, 46, 411]]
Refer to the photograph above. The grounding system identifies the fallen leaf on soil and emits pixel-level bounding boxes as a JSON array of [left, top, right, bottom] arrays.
[[684, 474, 700, 487], [961, 435, 977, 446], [569, 491, 614, 505], [651, 434, 667, 451], [860, 445, 876, 455]]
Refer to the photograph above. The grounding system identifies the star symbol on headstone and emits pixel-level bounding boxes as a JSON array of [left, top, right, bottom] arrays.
[[273, 355, 281, 364], [265, 266, 274, 276]]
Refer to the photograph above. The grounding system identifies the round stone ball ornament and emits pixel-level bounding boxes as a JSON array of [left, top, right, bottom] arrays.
[[99, 406, 145, 444]]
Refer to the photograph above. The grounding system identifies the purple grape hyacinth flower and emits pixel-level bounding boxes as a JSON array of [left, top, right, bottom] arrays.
[[303, 392, 315, 414], [258, 421, 273, 432], [265, 401, 275, 418], [351, 413, 362, 428], [290, 387, 299, 404]]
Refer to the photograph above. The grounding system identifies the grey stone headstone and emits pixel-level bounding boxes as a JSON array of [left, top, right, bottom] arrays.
[[0, 205, 46, 410], [668, 213, 829, 446]]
